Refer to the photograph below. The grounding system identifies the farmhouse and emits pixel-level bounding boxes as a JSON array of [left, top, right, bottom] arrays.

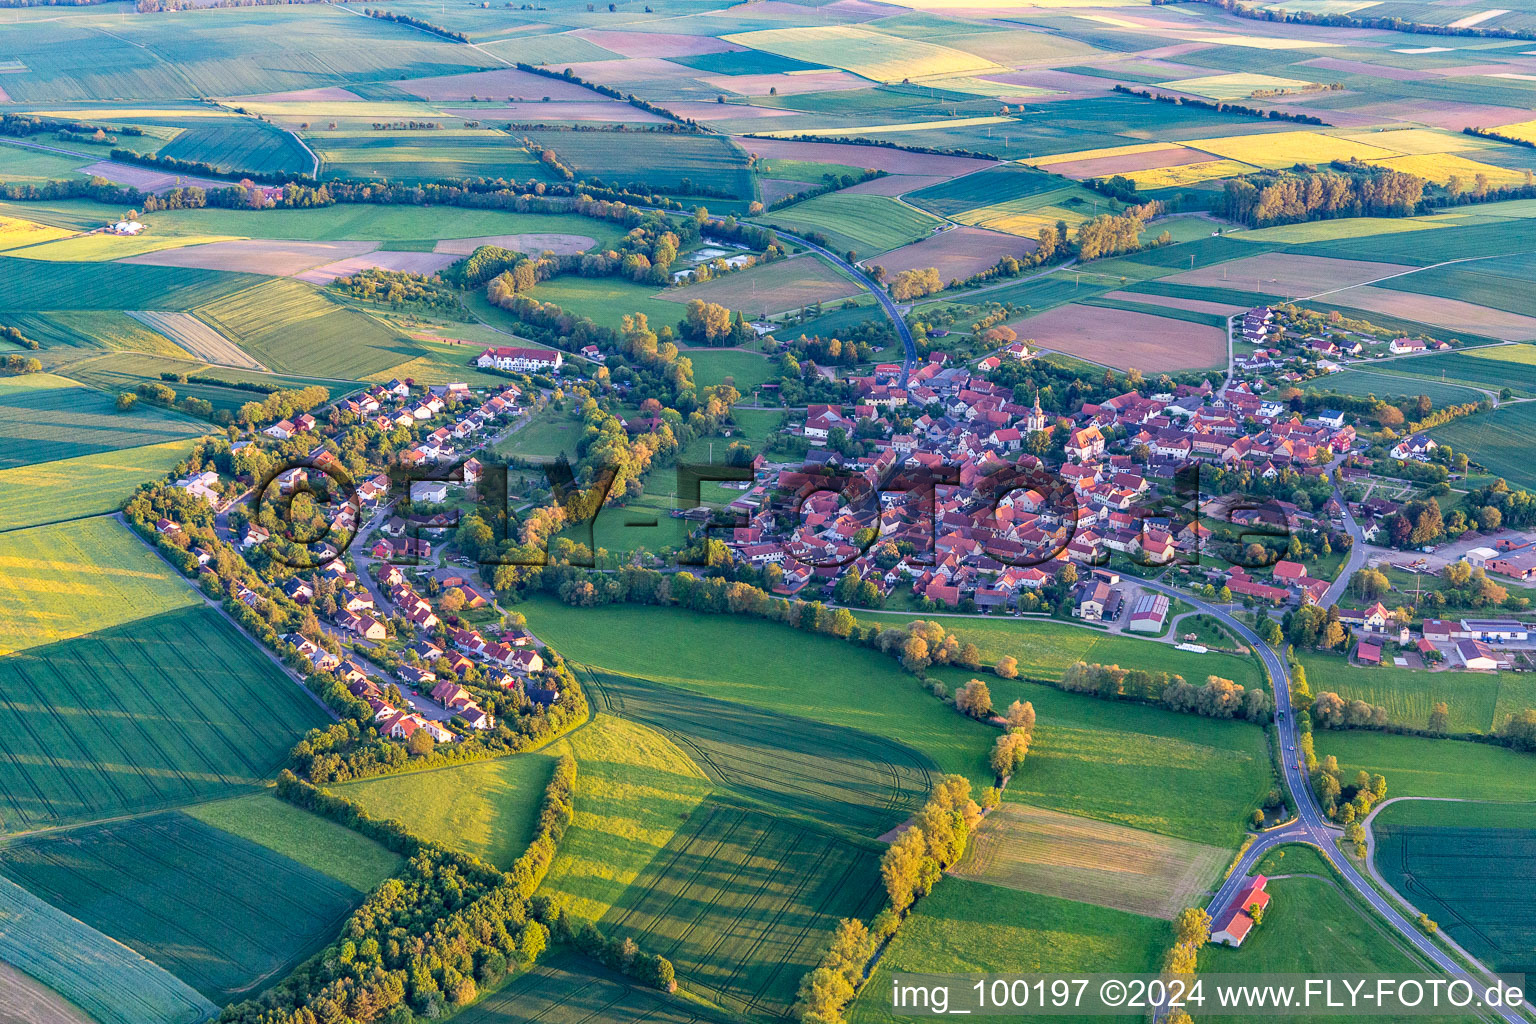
[[475, 346, 563, 372], [1211, 876, 1270, 947]]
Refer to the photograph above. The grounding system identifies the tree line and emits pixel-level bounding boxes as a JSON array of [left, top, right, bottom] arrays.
[[1215, 165, 1427, 227], [1111, 84, 1328, 126], [219, 759, 573, 1022]]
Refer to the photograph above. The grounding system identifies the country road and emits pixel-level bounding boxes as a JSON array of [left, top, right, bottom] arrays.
[[1142, 562, 1526, 1022]]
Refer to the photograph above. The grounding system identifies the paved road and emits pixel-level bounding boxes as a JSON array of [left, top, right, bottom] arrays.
[[1321, 460, 1371, 608], [1140, 577, 1524, 1022], [767, 229, 918, 388]]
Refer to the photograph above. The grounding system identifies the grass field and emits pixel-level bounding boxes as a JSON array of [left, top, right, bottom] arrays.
[[520, 599, 997, 789], [0, 811, 362, 1003], [764, 193, 941, 257], [60, 352, 338, 414], [541, 714, 714, 922], [0, 516, 199, 656], [582, 666, 936, 838], [1374, 812, 1536, 976], [662, 255, 859, 317], [0, 438, 205, 533], [722, 26, 1002, 82], [495, 403, 581, 460], [603, 795, 885, 1020], [688, 349, 777, 393], [1299, 651, 1507, 733], [1318, 731, 1536, 803], [951, 802, 1228, 919], [184, 792, 402, 893], [938, 668, 1272, 848], [852, 877, 1170, 1024], [1198, 876, 1438, 1016], [0, 873, 215, 1024], [1377, 349, 1536, 400], [453, 954, 727, 1024], [853, 611, 1264, 689], [0, 601, 330, 833], [332, 754, 556, 868], [524, 275, 681, 330], [194, 278, 418, 379], [0, 372, 208, 471]]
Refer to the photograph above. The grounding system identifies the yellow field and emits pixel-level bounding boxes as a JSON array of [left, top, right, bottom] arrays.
[[957, 201, 1094, 235], [0, 516, 200, 656], [16, 232, 242, 262], [1129, 158, 1259, 188], [1490, 118, 1536, 144], [1338, 127, 1487, 155], [1159, 72, 1312, 100], [0, 215, 72, 252], [951, 803, 1229, 920], [1033, 141, 1179, 166], [0, 438, 205, 532], [722, 26, 1005, 82], [760, 115, 1014, 139], [884, 0, 1152, 8], [1190, 130, 1397, 169], [1370, 152, 1533, 187]]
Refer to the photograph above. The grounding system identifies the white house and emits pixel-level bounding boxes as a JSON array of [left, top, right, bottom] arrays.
[[1463, 546, 1497, 569]]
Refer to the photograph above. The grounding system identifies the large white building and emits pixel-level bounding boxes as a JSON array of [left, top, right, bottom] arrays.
[[474, 346, 563, 373]]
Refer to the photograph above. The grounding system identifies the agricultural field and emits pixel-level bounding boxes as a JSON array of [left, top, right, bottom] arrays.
[[520, 130, 754, 199], [0, 258, 255, 313], [721, 26, 1002, 83], [309, 130, 546, 183], [937, 668, 1273, 848], [762, 193, 942, 257], [0, 603, 330, 832], [332, 754, 557, 868], [541, 713, 715, 922], [156, 122, 313, 177], [184, 792, 402, 893], [1373, 800, 1536, 977], [0, 372, 208, 471], [194, 278, 421, 379], [660, 255, 859, 317], [852, 877, 1170, 1024], [951, 802, 1228, 918], [1311, 368, 1484, 407], [0, 437, 207, 533], [1431, 401, 1536, 490], [0, 874, 215, 1024], [1006, 302, 1227, 371], [6, 311, 188, 366], [521, 598, 998, 789], [126, 311, 264, 370], [583, 667, 936, 837], [454, 955, 728, 1024], [0, 516, 198, 655], [0, 214, 72, 252], [0, 811, 362, 1002], [603, 796, 885, 1020], [906, 163, 1065, 218], [877, 226, 1036, 281]]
